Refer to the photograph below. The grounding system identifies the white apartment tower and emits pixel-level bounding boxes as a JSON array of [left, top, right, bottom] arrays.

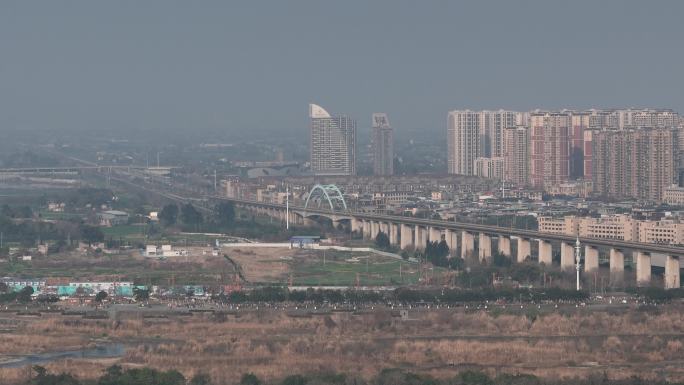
[[448, 110, 480, 175], [309, 104, 356, 176]]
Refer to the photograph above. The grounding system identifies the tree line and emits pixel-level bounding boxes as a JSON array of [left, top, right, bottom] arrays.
[[24, 365, 684, 385], [213, 286, 590, 305]]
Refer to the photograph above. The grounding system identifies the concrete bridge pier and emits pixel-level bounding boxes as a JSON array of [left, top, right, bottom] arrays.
[[497, 236, 511, 258], [609, 248, 625, 287], [635, 251, 651, 287], [560, 242, 575, 272], [400, 224, 413, 250], [429, 227, 442, 243], [584, 246, 599, 274], [363, 220, 371, 239], [538, 240, 552, 266], [414, 226, 427, 251], [351, 218, 363, 234], [517, 238, 531, 263], [388, 223, 399, 246], [665, 256, 681, 289], [461, 231, 474, 259], [371, 221, 380, 239], [478, 233, 492, 262], [445, 229, 457, 256]]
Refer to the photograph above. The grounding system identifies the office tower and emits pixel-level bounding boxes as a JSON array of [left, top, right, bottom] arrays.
[[593, 127, 676, 201], [474, 157, 504, 179], [309, 103, 356, 176], [503, 126, 529, 186], [529, 111, 571, 189], [447, 110, 480, 175], [371, 113, 394, 176]]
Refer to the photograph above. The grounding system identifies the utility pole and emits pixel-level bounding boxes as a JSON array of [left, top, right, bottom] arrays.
[[286, 185, 289, 230], [213, 170, 217, 193]]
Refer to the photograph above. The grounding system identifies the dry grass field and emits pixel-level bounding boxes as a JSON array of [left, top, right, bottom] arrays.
[[1, 306, 684, 384]]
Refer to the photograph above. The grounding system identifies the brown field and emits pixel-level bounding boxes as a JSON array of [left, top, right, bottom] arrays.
[[1, 305, 684, 384], [223, 247, 294, 283]]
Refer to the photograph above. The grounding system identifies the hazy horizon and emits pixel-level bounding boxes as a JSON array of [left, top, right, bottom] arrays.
[[2, 1, 684, 136]]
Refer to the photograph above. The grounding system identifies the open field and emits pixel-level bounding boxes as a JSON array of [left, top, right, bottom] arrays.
[[223, 246, 437, 286], [1, 305, 684, 384], [2, 246, 434, 287]]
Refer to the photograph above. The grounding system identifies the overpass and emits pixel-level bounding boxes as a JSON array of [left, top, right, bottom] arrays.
[[225, 197, 683, 290]]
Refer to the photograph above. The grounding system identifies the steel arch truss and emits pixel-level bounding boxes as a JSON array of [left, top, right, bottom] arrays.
[[304, 184, 348, 212]]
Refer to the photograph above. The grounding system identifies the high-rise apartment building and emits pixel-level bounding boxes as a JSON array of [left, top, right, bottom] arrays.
[[617, 108, 679, 129], [448, 109, 524, 175], [592, 127, 676, 202], [503, 126, 529, 186], [529, 111, 571, 189], [480, 110, 520, 157], [371, 113, 394, 176], [309, 103, 356, 176], [447, 110, 480, 175]]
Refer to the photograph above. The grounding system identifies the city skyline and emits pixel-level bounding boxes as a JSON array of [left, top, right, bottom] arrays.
[[2, 1, 684, 134]]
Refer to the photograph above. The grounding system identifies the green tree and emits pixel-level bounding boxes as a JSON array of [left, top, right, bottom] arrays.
[[80, 225, 104, 245], [18, 286, 34, 303], [95, 290, 108, 303], [215, 202, 236, 227], [375, 231, 390, 250], [281, 375, 308, 385], [190, 373, 212, 385], [181, 203, 203, 230], [158, 204, 179, 227], [240, 373, 262, 385], [133, 287, 149, 302]]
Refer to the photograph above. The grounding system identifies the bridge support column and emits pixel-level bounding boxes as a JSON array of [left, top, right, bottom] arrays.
[[478, 233, 491, 262], [497, 236, 511, 258], [538, 240, 552, 266], [665, 256, 681, 289], [371, 221, 380, 239], [445, 229, 457, 256], [560, 242, 575, 272], [363, 220, 371, 239], [635, 251, 651, 287], [388, 223, 399, 246], [429, 227, 442, 243], [400, 224, 413, 250], [351, 218, 363, 234], [609, 248, 625, 287], [461, 231, 474, 259], [517, 238, 530, 263], [584, 246, 599, 274], [413, 225, 427, 250]]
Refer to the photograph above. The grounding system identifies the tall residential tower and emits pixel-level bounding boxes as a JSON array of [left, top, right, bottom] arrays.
[[371, 113, 394, 176], [309, 104, 356, 176]]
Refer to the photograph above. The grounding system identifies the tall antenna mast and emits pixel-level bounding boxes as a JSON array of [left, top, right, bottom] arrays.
[[575, 237, 582, 291]]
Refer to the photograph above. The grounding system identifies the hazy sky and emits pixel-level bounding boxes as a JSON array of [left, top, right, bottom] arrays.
[[2, 1, 683, 135]]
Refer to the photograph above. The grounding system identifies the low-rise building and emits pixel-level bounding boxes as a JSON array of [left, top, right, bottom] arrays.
[[664, 185, 684, 206], [98, 210, 129, 226], [539, 214, 682, 245]]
